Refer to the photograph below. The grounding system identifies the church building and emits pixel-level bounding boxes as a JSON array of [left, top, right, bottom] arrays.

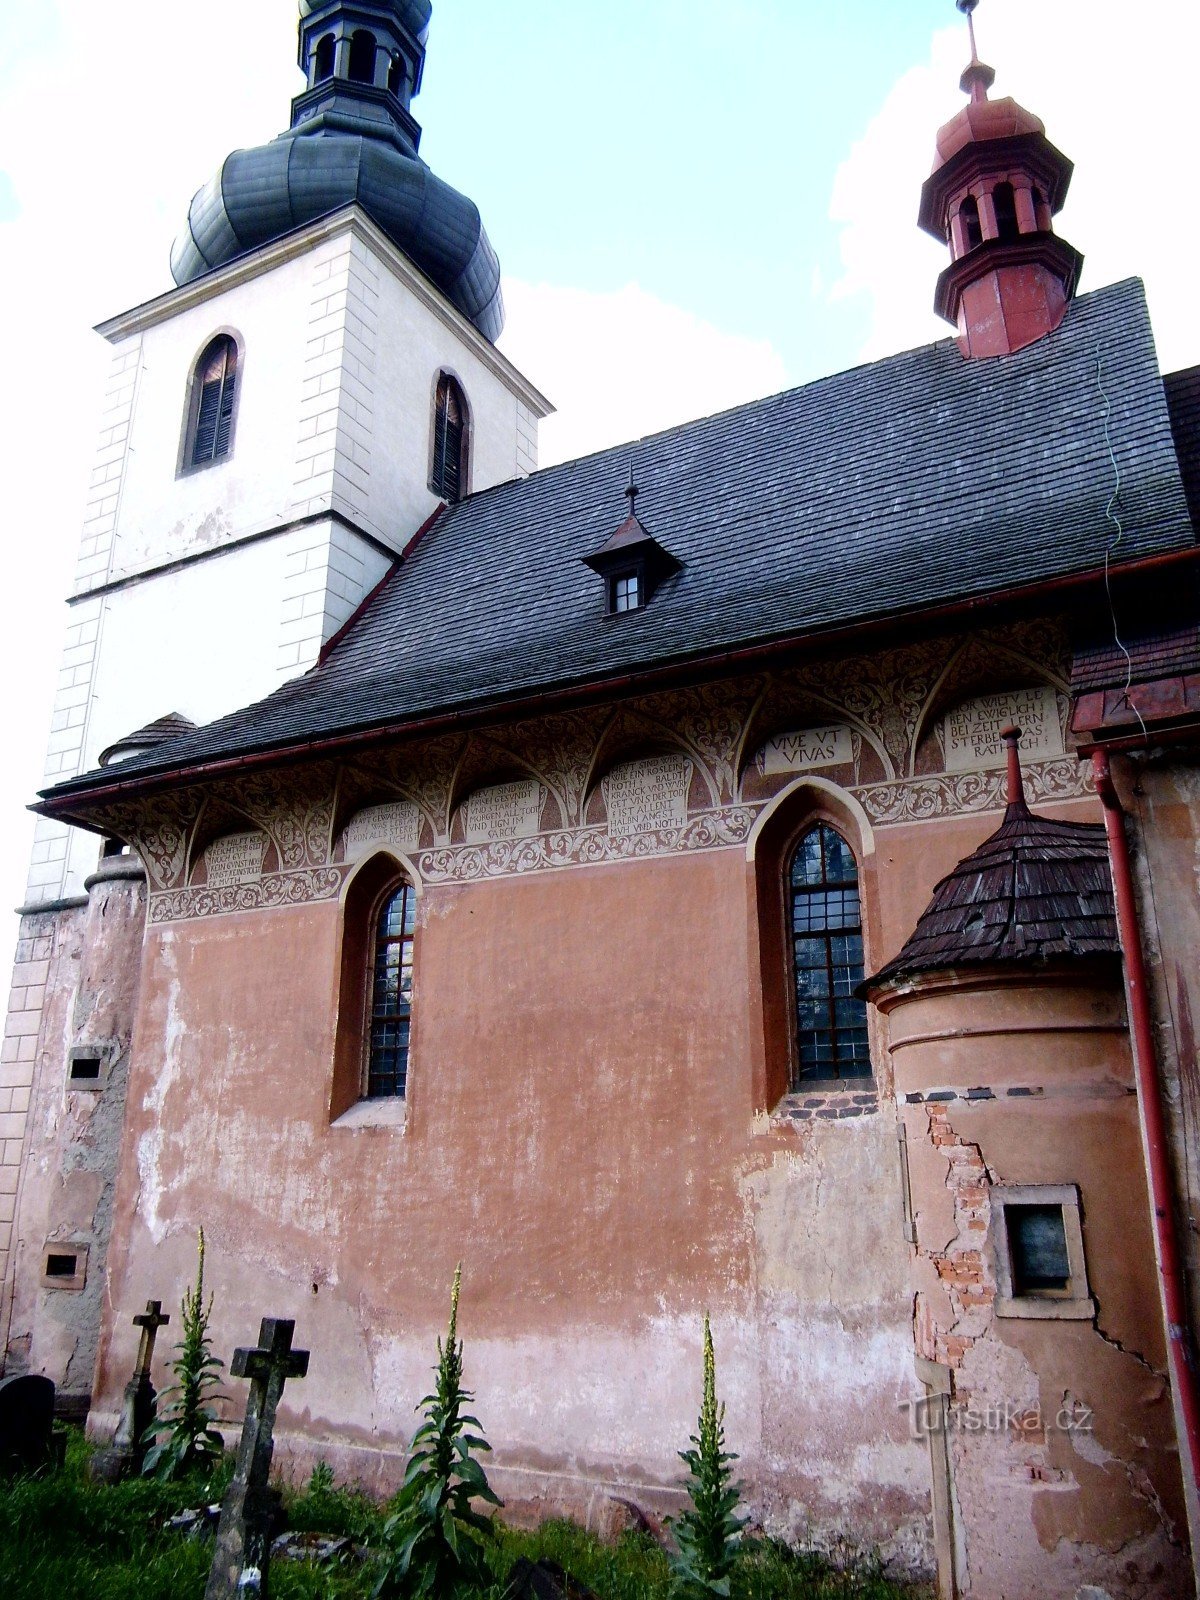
[[4, 4, 1200, 1597]]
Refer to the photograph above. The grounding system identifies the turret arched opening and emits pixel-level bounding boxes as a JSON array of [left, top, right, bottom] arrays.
[[348, 29, 377, 85], [313, 32, 336, 84]]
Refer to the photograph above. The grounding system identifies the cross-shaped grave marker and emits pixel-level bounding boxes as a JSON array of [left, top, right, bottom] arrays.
[[91, 1299, 171, 1482], [204, 1318, 309, 1600]]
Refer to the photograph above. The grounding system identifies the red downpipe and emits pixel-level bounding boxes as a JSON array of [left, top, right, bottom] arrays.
[[1092, 748, 1200, 1493]]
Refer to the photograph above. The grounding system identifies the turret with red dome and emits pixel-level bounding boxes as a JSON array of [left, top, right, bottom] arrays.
[[918, 0, 1083, 358]]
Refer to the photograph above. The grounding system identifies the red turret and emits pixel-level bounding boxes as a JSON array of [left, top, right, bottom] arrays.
[[918, 0, 1083, 359]]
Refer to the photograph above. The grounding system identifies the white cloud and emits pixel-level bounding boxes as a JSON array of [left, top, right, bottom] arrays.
[[830, 0, 1200, 371], [499, 281, 789, 468]]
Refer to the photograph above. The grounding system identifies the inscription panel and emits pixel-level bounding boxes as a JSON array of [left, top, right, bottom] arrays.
[[204, 833, 265, 888], [757, 725, 853, 776], [604, 755, 692, 837], [464, 780, 543, 844], [341, 802, 421, 861], [943, 687, 1064, 772]]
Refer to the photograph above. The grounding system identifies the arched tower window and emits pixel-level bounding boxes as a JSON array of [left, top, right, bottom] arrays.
[[314, 33, 336, 83], [959, 195, 983, 253], [186, 335, 239, 469], [387, 53, 406, 95], [789, 824, 871, 1083], [367, 881, 415, 1098], [431, 374, 469, 503], [348, 29, 377, 84], [993, 182, 1019, 243]]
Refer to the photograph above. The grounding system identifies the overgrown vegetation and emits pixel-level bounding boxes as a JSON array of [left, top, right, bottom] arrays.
[[374, 1263, 501, 1598], [0, 1434, 931, 1600], [667, 1316, 744, 1598], [142, 1227, 227, 1481]]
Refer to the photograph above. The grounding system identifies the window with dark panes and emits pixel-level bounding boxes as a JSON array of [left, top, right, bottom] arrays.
[[189, 336, 239, 467], [611, 571, 641, 613], [431, 375, 467, 503], [367, 882, 415, 1098], [789, 824, 871, 1083], [1007, 1204, 1071, 1295]]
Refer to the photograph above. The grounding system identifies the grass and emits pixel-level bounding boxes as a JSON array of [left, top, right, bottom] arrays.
[[0, 1433, 930, 1600]]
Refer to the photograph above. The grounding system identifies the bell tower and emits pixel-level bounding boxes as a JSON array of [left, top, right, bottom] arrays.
[[918, 0, 1084, 359]]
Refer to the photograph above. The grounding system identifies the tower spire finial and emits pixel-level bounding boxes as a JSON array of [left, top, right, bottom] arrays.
[[956, 0, 995, 103]]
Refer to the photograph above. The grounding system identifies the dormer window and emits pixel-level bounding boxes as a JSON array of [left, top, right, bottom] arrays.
[[582, 473, 682, 618], [611, 571, 642, 614]]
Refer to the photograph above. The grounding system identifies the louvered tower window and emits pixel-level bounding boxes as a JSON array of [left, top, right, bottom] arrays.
[[189, 336, 239, 468], [367, 882, 416, 1098], [789, 824, 872, 1083], [431, 374, 468, 503]]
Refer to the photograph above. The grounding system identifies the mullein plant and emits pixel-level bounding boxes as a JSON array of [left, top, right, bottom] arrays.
[[374, 1264, 502, 1598], [141, 1227, 227, 1480], [667, 1316, 746, 1599]]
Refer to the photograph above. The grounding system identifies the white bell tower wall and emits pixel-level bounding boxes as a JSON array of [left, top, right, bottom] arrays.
[[27, 205, 550, 907]]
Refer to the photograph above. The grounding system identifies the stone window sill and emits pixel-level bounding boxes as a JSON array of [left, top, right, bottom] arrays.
[[994, 1294, 1095, 1321], [330, 1098, 407, 1131]]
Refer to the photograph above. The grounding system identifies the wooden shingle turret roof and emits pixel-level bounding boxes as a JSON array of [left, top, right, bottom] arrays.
[[864, 731, 1119, 996]]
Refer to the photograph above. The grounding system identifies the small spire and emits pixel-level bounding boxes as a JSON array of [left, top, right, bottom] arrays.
[[956, 0, 995, 102], [1001, 725, 1029, 812], [624, 461, 639, 517]]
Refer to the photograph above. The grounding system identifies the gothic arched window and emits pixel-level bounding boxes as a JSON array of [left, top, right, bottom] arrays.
[[789, 824, 871, 1083], [431, 374, 469, 504], [349, 29, 376, 84], [367, 881, 415, 1098], [185, 335, 239, 470]]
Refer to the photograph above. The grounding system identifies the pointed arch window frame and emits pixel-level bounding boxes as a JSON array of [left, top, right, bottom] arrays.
[[787, 822, 872, 1084], [179, 331, 243, 477]]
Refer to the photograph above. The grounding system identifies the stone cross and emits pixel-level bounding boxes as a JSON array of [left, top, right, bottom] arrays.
[[133, 1300, 170, 1376], [204, 1318, 310, 1600], [90, 1299, 171, 1482]]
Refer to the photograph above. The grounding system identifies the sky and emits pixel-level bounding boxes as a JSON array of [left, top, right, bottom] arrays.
[[0, 0, 1197, 984]]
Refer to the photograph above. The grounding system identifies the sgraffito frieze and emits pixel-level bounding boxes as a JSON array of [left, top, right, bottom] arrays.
[[115, 620, 1089, 922]]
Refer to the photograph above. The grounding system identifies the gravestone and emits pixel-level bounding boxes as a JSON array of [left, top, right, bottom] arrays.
[[0, 1374, 56, 1475], [90, 1299, 170, 1482], [204, 1318, 309, 1600]]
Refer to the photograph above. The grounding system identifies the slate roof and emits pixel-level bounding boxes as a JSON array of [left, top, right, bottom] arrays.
[[863, 797, 1119, 994], [41, 277, 1196, 807]]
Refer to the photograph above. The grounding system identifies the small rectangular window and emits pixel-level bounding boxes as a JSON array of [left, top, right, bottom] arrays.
[[1007, 1204, 1070, 1295], [611, 572, 642, 613], [68, 1055, 102, 1084], [41, 1245, 88, 1291], [993, 1184, 1093, 1320]]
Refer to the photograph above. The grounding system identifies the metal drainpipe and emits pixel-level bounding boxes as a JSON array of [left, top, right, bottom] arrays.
[[1092, 747, 1200, 1512]]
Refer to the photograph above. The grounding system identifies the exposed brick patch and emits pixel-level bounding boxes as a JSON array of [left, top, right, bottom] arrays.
[[913, 1105, 996, 1369]]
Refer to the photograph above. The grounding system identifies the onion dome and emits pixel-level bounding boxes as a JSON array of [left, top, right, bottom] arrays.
[[170, 0, 503, 342], [917, 1, 1082, 358], [862, 729, 1119, 997]]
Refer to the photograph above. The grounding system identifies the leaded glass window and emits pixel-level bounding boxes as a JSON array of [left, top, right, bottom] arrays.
[[367, 882, 415, 1098], [789, 824, 871, 1083]]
